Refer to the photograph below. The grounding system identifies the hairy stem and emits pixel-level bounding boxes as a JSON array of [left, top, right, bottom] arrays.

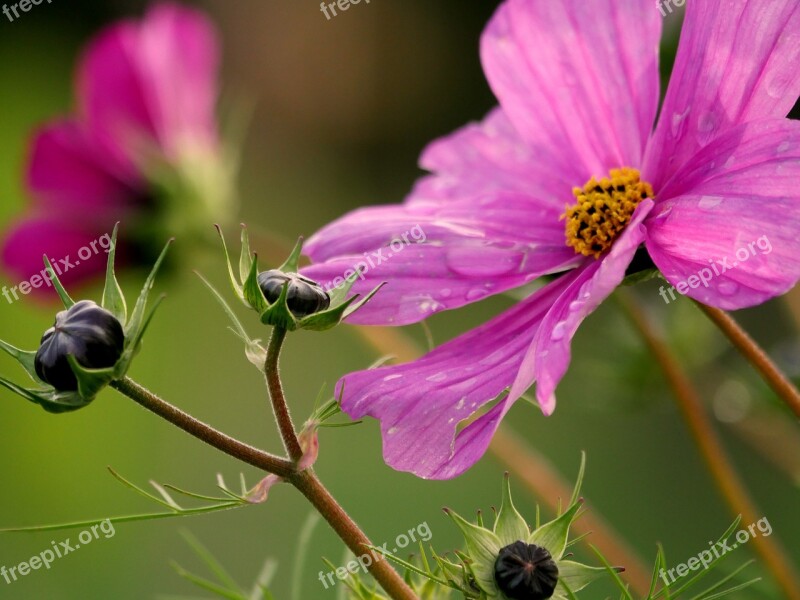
[[290, 470, 418, 600], [620, 292, 800, 600], [695, 302, 800, 419], [264, 326, 304, 462], [111, 377, 295, 478]]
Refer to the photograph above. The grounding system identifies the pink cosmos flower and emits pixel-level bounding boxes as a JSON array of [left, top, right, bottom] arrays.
[[2, 3, 231, 293], [303, 0, 800, 479]]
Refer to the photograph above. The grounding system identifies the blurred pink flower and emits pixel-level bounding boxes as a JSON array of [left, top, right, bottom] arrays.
[[2, 3, 233, 293], [303, 0, 800, 478]]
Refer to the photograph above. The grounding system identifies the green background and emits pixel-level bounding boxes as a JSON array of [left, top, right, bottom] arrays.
[[0, 1, 798, 598]]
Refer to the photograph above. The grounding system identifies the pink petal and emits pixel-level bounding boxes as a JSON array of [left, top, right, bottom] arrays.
[[643, 0, 800, 190], [480, 0, 661, 179], [77, 3, 220, 157], [27, 120, 143, 212], [303, 195, 581, 325], [336, 275, 574, 480], [645, 119, 800, 310], [512, 200, 654, 414], [136, 3, 220, 154], [412, 107, 578, 209], [1, 219, 119, 296]]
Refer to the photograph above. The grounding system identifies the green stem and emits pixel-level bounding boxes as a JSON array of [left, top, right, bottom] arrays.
[[694, 302, 800, 419], [112, 377, 296, 478], [264, 326, 304, 462]]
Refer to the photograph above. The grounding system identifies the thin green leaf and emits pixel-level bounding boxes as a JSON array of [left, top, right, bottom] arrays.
[[180, 530, 245, 595], [291, 512, 322, 600], [172, 561, 248, 600]]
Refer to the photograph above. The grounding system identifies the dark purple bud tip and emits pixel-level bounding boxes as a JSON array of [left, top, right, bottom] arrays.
[[34, 300, 125, 391], [257, 270, 331, 318], [494, 541, 559, 600]]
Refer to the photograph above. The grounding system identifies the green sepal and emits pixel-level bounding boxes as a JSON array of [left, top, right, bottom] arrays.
[[0, 376, 88, 414], [0, 339, 39, 383], [494, 472, 529, 545], [101, 223, 128, 323], [243, 252, 269, 314], [557, 560, 611, 595], [528, 498, 583, 560], [257, 280, 297, 330], [215, 224, 245, 303], [444, 508, 501, 596], [43, 256, 74, 308], [67, 355, 116, 401], [278, 236, 304, 273]]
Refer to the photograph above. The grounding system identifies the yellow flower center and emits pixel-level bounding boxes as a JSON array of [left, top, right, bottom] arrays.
[[563, 167, 654, 259]]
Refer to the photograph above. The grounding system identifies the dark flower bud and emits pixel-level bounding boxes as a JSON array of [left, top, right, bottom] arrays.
[[34, 300, 125, 391], [494, 541, 559, 600], [257, 270, 331, 318]]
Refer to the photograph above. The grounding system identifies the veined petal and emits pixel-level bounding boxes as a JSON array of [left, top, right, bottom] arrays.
[[336, 275, 574, 480], [643, 0, 800, 190], [512, 200, 654, 414], [645, 119, 800, 310], [480, 0, 661, 179], [303, 195, 581, 325], [411, 107, 577, 209]]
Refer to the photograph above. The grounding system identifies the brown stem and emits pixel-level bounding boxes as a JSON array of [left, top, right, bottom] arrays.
[[489, 427, 652, 596], [111, 377, 295, 478], [694, 302, 800, 419], [620, 291, 800, 600], [264, 326, 304, 462], [290, 469, 418, 600]]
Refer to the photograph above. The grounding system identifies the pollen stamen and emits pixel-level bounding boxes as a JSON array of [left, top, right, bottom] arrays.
[[562, 167, 653, 259]]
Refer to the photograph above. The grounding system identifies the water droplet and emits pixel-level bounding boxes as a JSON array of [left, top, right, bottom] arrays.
[[670, 107, 691, 138], [455, 397, 466, 410], [717, 281, 739, 296], [777, 141, 791, 154], [550, 321, 568, 341], [440, 288, 452, 298], [383, 374, 403, 382], [466, 288, 491, 302], [698, 196, 723, 209], [387, 427, 399, 435]]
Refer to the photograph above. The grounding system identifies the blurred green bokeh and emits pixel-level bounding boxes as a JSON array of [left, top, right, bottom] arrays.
[[1, 2, 798, 599]]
